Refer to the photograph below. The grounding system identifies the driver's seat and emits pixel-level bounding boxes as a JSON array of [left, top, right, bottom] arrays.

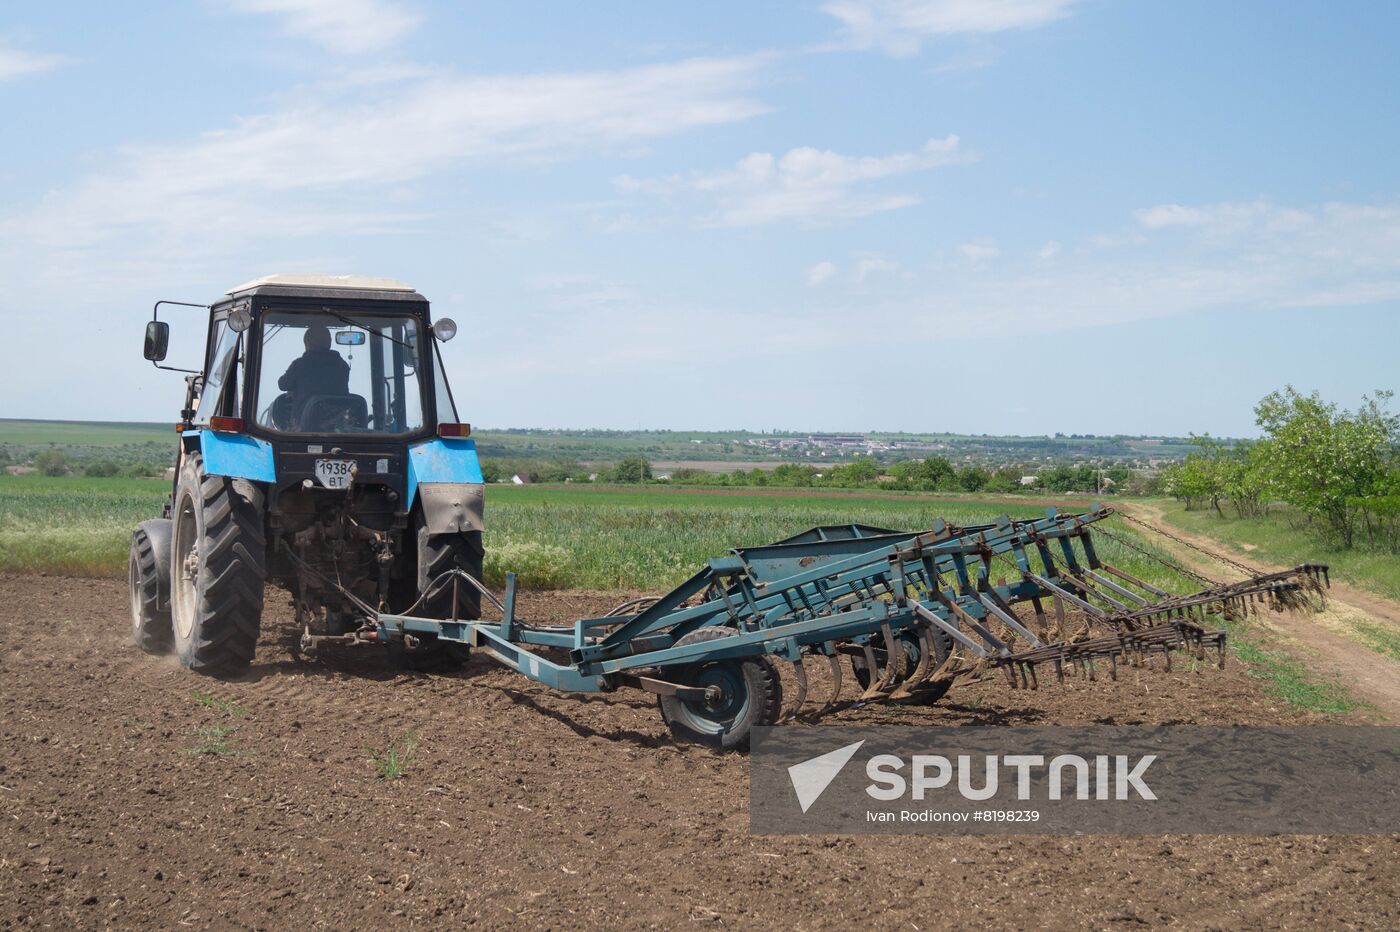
[[296, 393, 369, 432]]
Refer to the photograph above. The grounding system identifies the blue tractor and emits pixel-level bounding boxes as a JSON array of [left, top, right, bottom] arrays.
[[129, 275, 484, 675]]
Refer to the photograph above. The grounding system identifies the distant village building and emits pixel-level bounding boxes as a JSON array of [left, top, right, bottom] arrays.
[[5, 465, 35, 476], [1019, 475, 1038, 486], [510, 474, 529, 485]]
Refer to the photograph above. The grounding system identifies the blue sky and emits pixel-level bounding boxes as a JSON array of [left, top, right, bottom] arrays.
[[1, 0, 1396, 436]]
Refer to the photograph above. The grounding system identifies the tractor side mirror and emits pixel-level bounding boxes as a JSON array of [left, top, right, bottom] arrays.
[[144, 321, 170, 361]]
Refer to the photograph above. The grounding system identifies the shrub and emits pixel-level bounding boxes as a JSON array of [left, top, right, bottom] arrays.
[[32, 450, 69, 476]]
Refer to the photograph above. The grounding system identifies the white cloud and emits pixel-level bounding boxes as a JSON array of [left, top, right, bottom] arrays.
[[806, 261, 838, 286], [221, 0, 420, 54], [957, 238, 1000, 261], [1134, 199, 1315, 238], [1037, 240, 1060, 259], [846, 198, 1400, 340], [823, 0, 1077, 56], [616, 135, 969, 227], [854, 253, 899, 281], [0, 45, 69, 80], [0, 55, 770, 268]]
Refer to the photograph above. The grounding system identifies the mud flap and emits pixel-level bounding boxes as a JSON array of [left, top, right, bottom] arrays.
[[417, 483, 485, 535]]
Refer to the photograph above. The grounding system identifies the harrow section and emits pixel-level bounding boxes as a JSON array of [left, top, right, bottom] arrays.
[[369, 505, 1328, 748]]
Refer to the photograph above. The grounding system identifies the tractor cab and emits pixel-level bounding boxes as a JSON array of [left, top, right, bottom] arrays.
[[133, 275, 484, 677]]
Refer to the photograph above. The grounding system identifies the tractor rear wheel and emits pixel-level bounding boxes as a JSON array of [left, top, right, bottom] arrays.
[[170, 452, 266, 677], [416, 527, 485, 620], [128, 520, 173, 654], [403, 528, 484, 670], [658, 627, 783, 750]]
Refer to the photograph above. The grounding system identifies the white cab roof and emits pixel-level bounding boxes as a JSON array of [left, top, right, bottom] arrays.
[[226, 274, 416, 295]]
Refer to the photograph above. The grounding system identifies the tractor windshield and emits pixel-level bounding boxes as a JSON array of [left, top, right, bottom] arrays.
[[255, 311, 426, 435]]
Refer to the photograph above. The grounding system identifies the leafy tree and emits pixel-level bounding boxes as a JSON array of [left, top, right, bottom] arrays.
[[826, 459, 880, 487], [85, 460, 121, 477], [1254, 387, 1398, 547], [1220, 441, 1275, 519], [612, 456, 653, 484], [957, 466, 989, 492], [920, 457, 956, 491]]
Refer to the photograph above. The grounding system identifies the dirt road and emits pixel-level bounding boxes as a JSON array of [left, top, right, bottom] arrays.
[[1120, 502, 1400, 722], [2, 575, 1396, 928]]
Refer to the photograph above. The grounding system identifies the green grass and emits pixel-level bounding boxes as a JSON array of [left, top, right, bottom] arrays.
[[1154, 498, 1400, 602], [0, 475, 1100, 589], [0, 475, 170, 575], [185, 724, 243, 756], [0, 418, 173, 446], [369, 734, 417, 780], [1346, 620, 1400, 662], [192, 690, 245, 717], [1231, 640, 1360, 714]]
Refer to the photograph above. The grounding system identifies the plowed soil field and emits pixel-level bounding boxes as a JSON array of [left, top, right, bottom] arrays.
[[2, 574, 1396, 928]]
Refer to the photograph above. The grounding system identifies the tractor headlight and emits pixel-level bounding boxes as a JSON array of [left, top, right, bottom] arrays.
[[432, 317, 457, 342], [228, 308, 252, 333]]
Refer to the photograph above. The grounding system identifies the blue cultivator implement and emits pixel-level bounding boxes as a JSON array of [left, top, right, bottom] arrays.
[[348, 505, 1326, 748]]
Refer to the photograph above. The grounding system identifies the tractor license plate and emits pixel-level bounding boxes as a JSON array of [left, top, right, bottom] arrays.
[[314, 458, 355, 489]]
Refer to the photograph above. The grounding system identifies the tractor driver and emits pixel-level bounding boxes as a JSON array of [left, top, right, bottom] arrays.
[[277, 324, 351, 428]]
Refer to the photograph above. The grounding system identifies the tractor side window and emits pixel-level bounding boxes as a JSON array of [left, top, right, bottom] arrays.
[[433, 343, 459, 422], [255, 311, 426, 435], [194, 322, 241, 424]]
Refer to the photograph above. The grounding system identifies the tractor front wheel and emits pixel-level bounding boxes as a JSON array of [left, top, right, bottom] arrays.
[[128, 519, 173, 654], [658, 628, 783, 750], [170, 452, 266, 677]]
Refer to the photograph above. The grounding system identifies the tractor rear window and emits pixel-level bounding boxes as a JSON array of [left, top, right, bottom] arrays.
[[255, 312, 426, 435]]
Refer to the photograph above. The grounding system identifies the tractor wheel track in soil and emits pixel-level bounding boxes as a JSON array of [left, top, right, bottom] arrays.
[[1, 573, 1395, 929]]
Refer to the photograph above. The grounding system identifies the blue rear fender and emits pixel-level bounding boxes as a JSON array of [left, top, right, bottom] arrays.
[[184, 429, 277, 482], [406, 437, 484, 512]]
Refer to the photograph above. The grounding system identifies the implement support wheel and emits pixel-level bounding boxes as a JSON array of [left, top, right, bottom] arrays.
[[658, 628, 783, 750]]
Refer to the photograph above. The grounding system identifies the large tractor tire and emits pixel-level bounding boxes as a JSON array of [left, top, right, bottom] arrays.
[[416, 527, 484, 621], [169, 452, 267, 677], [128, 519, 173, 654], [400, 527, 484, 671]]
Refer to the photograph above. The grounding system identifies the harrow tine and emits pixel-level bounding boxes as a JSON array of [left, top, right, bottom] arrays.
[[890, 625, 935, 699], [859, 622, 903, 700], [813, 643, 844, 716], [782, 657, 809, 722]]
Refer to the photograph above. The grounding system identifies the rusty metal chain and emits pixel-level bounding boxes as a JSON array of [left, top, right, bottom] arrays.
[[1115, 511, 1261, 578], [1090, 521, 1222, 589]]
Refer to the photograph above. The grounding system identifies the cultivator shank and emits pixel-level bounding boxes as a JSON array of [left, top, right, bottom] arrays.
[[376, 505, 1329, 747]]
